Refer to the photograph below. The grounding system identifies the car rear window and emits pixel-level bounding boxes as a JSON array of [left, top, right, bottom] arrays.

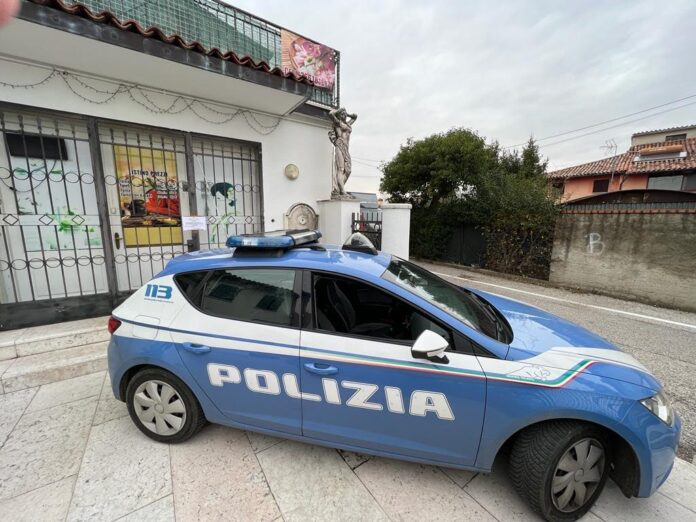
[[174, 271, 207, 304]]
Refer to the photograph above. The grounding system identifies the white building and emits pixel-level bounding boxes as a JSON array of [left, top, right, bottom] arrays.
[[0, 0, 340, 329]]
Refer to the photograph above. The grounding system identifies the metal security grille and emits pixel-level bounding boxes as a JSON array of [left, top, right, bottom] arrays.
[[0, 109, 109, 308], [351, 212, 382, 250], [0, 103, 265, 329], [192, 136, 262, 249], [98, 124, 190, 293]]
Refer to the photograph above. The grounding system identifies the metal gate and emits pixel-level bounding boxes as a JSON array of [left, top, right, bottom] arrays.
[[98, 124, 190, 295], [191, 135, 263, 250], [0, 105, 262, 330], [351, 211, 382, 250]]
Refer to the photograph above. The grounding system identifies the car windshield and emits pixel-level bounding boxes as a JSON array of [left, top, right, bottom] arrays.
[[382, 258, 501, 340]]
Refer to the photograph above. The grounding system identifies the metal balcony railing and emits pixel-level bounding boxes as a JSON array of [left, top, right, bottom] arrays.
[[69, 0, 339, 107]]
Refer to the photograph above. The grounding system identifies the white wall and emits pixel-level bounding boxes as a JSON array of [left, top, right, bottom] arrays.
[[380, 204, 412, 259], [0, 59, 333, 229], [631, 126, 696, 146]]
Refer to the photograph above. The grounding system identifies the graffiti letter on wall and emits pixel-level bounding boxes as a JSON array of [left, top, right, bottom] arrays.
[[586, 232, 605, 255]]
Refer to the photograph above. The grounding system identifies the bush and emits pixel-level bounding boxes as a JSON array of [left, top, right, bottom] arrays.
[[477, 164, 558, 278], [410, 203, 461, 259], [381, 133, 559, 278]]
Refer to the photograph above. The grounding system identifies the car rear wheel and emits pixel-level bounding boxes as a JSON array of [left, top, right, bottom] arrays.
[[509, 421, 609, 521], [126, 368, 206, 443]]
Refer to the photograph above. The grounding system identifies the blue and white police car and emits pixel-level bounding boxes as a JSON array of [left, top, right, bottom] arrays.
[[107, 229, 679, 521]]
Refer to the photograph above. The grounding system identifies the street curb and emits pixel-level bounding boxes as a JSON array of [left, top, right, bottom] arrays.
[[413, 258, 558, 288]]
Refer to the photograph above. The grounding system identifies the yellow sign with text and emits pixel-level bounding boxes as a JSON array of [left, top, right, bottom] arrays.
[[114, 145, 182, 246]]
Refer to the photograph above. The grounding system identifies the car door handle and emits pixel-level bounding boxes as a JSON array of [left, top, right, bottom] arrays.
[[303, 362, 338, 376], [181, 342, 210, 354]]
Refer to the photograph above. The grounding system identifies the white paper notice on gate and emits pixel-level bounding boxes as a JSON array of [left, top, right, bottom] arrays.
[[181, 216, 207, 231]]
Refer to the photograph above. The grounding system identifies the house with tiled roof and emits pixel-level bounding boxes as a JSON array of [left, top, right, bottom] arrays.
[[549, 125, 696, 201]]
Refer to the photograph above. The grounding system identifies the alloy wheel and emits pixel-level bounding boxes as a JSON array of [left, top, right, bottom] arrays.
[[551, 437, 605, 513], [133, 380, 187, 436]]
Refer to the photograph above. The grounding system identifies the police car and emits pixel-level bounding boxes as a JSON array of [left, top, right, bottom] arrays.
[[107, 229, 679, 521]]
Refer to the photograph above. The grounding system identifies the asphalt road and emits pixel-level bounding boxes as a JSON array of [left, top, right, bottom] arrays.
[[416, 259, 696, 463]]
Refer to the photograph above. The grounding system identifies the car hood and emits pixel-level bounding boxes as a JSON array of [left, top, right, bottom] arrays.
[[469, 288, 659, 391]]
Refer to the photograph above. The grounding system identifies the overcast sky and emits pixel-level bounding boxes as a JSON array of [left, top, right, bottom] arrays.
[[233, 0, 696, 193]]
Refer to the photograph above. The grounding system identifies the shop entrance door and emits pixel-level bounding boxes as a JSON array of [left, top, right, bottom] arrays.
[[98, 124, 190, 296]]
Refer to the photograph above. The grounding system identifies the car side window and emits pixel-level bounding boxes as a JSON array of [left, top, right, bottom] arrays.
[[197, 268, 296, 326], [312, 273, 451, 344]]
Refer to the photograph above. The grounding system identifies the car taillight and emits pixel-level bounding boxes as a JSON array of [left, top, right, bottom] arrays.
[[107, 316, 122, 334]]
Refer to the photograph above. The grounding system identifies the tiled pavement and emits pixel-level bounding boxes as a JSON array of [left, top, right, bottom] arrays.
[[0, 371, 695, 521]]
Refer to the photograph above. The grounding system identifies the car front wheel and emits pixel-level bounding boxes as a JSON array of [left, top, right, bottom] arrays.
[[126, 368, 206, 443], [509, 421, 609, 521]]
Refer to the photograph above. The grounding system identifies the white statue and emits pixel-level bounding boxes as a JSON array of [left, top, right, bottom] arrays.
[[328, 107, 357, 198]]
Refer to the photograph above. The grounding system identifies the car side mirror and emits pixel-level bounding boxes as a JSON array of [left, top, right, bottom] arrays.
[[412, 330, 449, 363]]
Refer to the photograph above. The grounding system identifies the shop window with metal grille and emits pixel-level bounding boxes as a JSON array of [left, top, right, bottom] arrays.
[[0, 109, 107, 312]]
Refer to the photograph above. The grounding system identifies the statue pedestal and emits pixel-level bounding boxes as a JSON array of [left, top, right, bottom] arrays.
[[317, 199, 360, 246]]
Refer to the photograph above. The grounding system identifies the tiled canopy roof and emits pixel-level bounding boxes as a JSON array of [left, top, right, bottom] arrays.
[[549, 138, 696, 179], [29, 0, 316, 86]]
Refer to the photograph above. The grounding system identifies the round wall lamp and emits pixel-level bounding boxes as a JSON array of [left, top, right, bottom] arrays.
[[284, 163, 299, 180]]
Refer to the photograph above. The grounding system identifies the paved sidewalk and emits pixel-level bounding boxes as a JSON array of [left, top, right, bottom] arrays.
[[0, 372, 695, 521]]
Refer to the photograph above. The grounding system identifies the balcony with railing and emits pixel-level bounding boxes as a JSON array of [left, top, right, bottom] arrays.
[[66, 0, 339, 108]]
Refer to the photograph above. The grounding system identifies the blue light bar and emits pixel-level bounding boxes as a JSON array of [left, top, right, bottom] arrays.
[[227, 235, 294, 248], [226, 229, 322, 249]]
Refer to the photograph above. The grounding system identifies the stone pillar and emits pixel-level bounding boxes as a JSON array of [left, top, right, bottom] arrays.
[[380, 203, 412, 259], [317, 199, 361, 246]]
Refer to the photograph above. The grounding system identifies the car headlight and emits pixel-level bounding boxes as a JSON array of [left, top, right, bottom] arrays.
[[640, 390, 674, 426]]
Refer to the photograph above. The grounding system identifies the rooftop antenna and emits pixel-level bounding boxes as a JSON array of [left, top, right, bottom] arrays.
[[599, 139, 622, 190], [600, 139, 617, 157]]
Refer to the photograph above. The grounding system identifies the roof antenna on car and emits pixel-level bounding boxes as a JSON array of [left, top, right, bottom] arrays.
[[342, 232, 378, 255]]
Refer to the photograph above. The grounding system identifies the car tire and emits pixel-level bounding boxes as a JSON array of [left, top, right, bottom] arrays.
[[509, 420, 610, 521], [126, 368, 206, 443]]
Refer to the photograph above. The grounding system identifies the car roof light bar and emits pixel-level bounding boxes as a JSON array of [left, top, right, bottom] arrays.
[[226, 229, 322, 249]]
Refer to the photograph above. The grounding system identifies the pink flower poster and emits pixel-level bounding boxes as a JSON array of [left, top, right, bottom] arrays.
[[281, 30, 336, 89]]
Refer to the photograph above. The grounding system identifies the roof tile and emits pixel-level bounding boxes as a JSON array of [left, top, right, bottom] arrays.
[[549, 137, 696, 179]]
